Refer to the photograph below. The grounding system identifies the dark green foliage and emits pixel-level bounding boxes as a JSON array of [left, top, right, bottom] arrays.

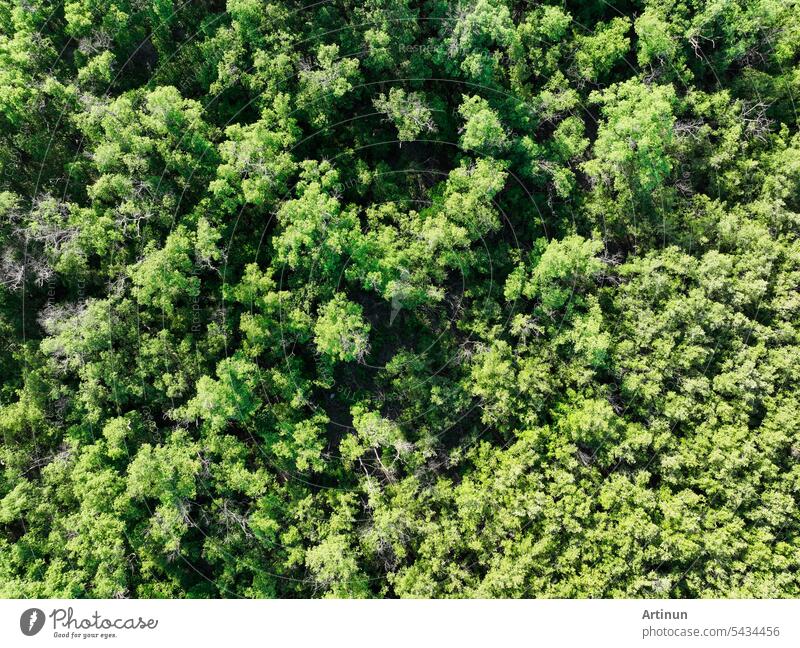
[[1, 0, 799, 599]]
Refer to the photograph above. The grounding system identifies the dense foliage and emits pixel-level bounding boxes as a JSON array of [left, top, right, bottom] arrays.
[[1, 0, 800, 598]]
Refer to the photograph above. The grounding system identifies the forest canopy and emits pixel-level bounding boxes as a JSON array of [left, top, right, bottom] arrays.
[[1, 0, 800, 598]]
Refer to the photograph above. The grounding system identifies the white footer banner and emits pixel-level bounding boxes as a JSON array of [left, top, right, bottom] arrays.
[[1, 599, 797, 647]]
